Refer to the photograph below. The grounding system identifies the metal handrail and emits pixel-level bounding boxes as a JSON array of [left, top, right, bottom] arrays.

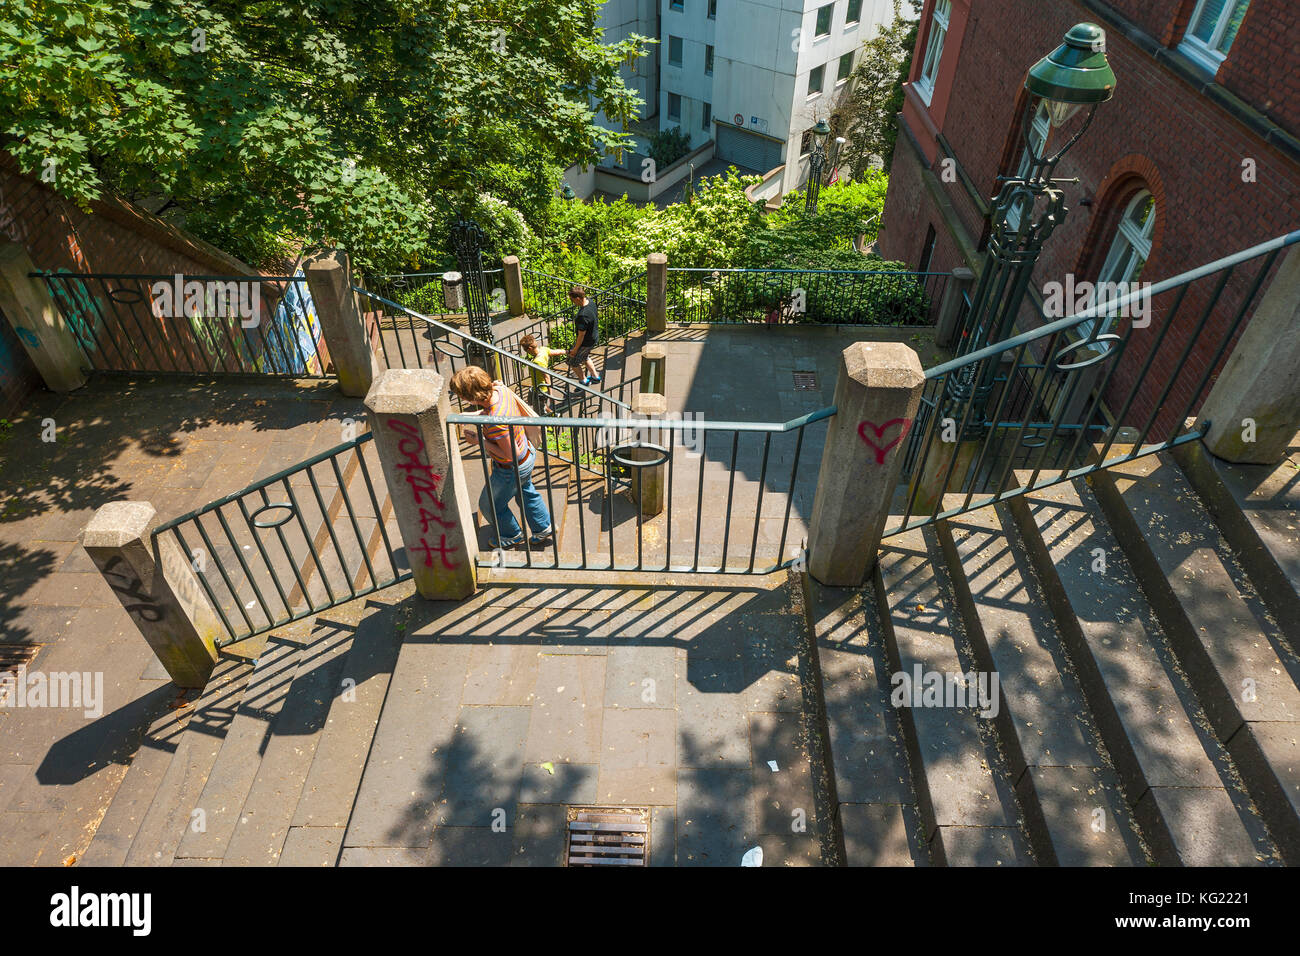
[[352, 286, 631, 411], [446, 405, 837, 433], [927, 227, 1300, 380], [665, 267, 953, 277], [518, 268, 647, 302]]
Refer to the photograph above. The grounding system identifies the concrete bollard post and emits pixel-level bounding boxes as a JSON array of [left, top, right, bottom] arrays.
[[1196, 245, 1300, 464], [442, 271, 465, 313], [640, 344, 666, 396], [304, 249, 381, 398], [808, 342, 925, 586], [934, 266, 976, 348], [80, 502, 222, 688], [629, 392, 668, 518], [646, 253, 668, 334], [364, 369, 477, 600], [502, 256, 526, 317], [0, 242, 88, 393]]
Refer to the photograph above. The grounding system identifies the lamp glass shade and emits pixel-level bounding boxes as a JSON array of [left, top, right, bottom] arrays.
[[1025, 22, 1116, 107], [813, 119, 831, 138]]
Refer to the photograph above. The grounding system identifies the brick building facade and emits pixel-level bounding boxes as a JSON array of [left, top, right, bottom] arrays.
[[878, 0, 1300, 427]]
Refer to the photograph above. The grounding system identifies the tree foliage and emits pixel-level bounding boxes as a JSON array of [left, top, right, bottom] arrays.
[[838, 0, 922, 178], [0, 0, 650, 270]]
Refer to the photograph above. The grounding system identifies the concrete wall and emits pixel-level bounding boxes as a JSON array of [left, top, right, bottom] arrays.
[[595, 141, 717, 202]]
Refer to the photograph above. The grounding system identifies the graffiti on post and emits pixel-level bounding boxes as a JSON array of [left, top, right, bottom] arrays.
[[386, 418, 461, 570], [858, 418, 913, 466]]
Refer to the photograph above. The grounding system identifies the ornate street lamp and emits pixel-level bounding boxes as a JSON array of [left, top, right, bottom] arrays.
[[561, 182, 576, 201], [804, 119, 832, 215], [949, 22, 1115, 417], [449, 216, 496, 371]]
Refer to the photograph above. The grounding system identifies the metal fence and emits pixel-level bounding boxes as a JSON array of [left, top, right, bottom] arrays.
[[152, 431, 407, 648], [448, 409, 833, 574], [353, 286, 630, 484], [665, 267, 950, 326], [34, 272, 328, 377], [519, 268, 648, 343], [888, 227, 1300, 536]]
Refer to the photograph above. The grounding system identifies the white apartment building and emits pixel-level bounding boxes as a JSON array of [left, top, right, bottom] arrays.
[[595, 0, 900, 197]]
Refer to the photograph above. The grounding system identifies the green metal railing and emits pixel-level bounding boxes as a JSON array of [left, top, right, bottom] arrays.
[[518, 268, 649, 343], [153, 430, 406, 647], [889, 227, 1300, 536], [449, 407, 834, 574]]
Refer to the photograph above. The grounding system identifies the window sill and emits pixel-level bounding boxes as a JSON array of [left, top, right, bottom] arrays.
[[913, 78, 936, 107], [1175, 38, 1224, 78]]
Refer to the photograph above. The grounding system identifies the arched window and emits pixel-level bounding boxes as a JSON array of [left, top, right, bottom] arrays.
[[1080, 189, 1155, 338]]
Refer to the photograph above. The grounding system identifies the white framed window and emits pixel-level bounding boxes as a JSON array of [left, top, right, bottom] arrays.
[[1079, 190, 1156, 338], [808, 64, 826, 97], [846, 0, 863, 25], [836, 51, 854, 84], [815, 4, 834, 38], [1005, 103, 1050, 232], [914, 0, 951, 106], [1178, 0, 1250, 75]]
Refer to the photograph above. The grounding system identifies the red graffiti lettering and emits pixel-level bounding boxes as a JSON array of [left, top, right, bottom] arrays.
[[858, 418, 913, 465], [385, 417, 461, 572]]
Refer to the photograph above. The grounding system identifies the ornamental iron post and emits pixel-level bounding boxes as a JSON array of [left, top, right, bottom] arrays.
[[450, 216, 494, 371], [944, 23, 1116, 434], [804, 119, 832, 215]]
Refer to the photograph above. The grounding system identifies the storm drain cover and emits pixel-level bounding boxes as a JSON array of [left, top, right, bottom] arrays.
[[565, 807, 649, 866], [0, 645, 40, 703], [792, 371, 818, 390]]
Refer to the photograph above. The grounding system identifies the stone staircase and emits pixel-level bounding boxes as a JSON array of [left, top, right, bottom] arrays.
[[814, 440, 1298, 866], [79, 436, 1298, 867]]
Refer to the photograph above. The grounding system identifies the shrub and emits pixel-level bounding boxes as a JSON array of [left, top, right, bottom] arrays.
[[648, 126, 693, 170]]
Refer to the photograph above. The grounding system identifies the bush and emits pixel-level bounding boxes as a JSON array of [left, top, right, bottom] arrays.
[[648, 126, 693, 170]]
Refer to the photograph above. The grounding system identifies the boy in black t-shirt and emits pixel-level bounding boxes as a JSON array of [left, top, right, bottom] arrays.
[[567, 285, 602, 386]]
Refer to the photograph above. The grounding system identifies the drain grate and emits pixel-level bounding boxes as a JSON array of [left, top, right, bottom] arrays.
[[792, 370, 818, 390], [565, 807, 650, 866], [0, 645, 41, 704]]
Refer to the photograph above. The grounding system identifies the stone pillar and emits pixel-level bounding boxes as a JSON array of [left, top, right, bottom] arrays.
[[80, 502, 222, 688], [934, 266, 976, 348], [0, 242, 88, 392], [364, 369, 477, 600], [304, 250, 380, 398], [1197, 244, 1300, 464], [502, 256, 525, 317], [646, 252, 668, 334], [808, 342, 925, 586], [442, 271, 465, 312], [640, 344, 666, 396], [629, 392, 668, 518]]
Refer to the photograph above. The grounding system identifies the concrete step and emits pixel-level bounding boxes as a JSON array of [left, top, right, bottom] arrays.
[[934, 499, 1146, 865], [95, 653, 262, 866], [1089, 452, 1300, 862], [801, 576, 927, 866], [1007, 475, 1273, 865], [1172, 437, 1300, 658], [873, 528, 1032, 865]]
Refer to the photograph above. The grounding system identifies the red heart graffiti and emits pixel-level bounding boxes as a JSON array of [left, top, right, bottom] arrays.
[[858, 418, 913, 465]]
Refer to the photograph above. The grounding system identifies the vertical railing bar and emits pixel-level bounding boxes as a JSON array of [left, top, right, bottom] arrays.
[[573, 425, 587, 567], [238, 495, 294, 617], [898, 378, 948, 530], [103, 277, 168, 371], [169, 524, 238, 642], [212, 503, 274, 629], [190, 512, 256, 634], [776, 425, 806, 565], [992, 332, 1066, 495], [507, 424, 533, 570], [306, 463, 357, 599], [476, 430, 504, 565], [748, 432, 772, 573], [354, 443, 400, 578], [328, 453, 377, 588], [719, 431, 740, 573], [693, 430, 706, 571], [538, 424, 560, 568], [282, 478, 337, 607], [57, 277, 119, 369], [960, 341, 1031, 511]]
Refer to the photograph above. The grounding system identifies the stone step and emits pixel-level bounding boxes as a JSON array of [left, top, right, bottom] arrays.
[[934, 499, 1145, 866], [1007, 475, 1272, 865], [107, 654, 261, 866], [873, 528, 1031, 865], [1172, 437, 1300, 658], [1089, 452, 1300, 862], [801, 576, 925, 866]]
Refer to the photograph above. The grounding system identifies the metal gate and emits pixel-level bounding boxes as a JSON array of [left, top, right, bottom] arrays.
[[715, 123, 783, 174]]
